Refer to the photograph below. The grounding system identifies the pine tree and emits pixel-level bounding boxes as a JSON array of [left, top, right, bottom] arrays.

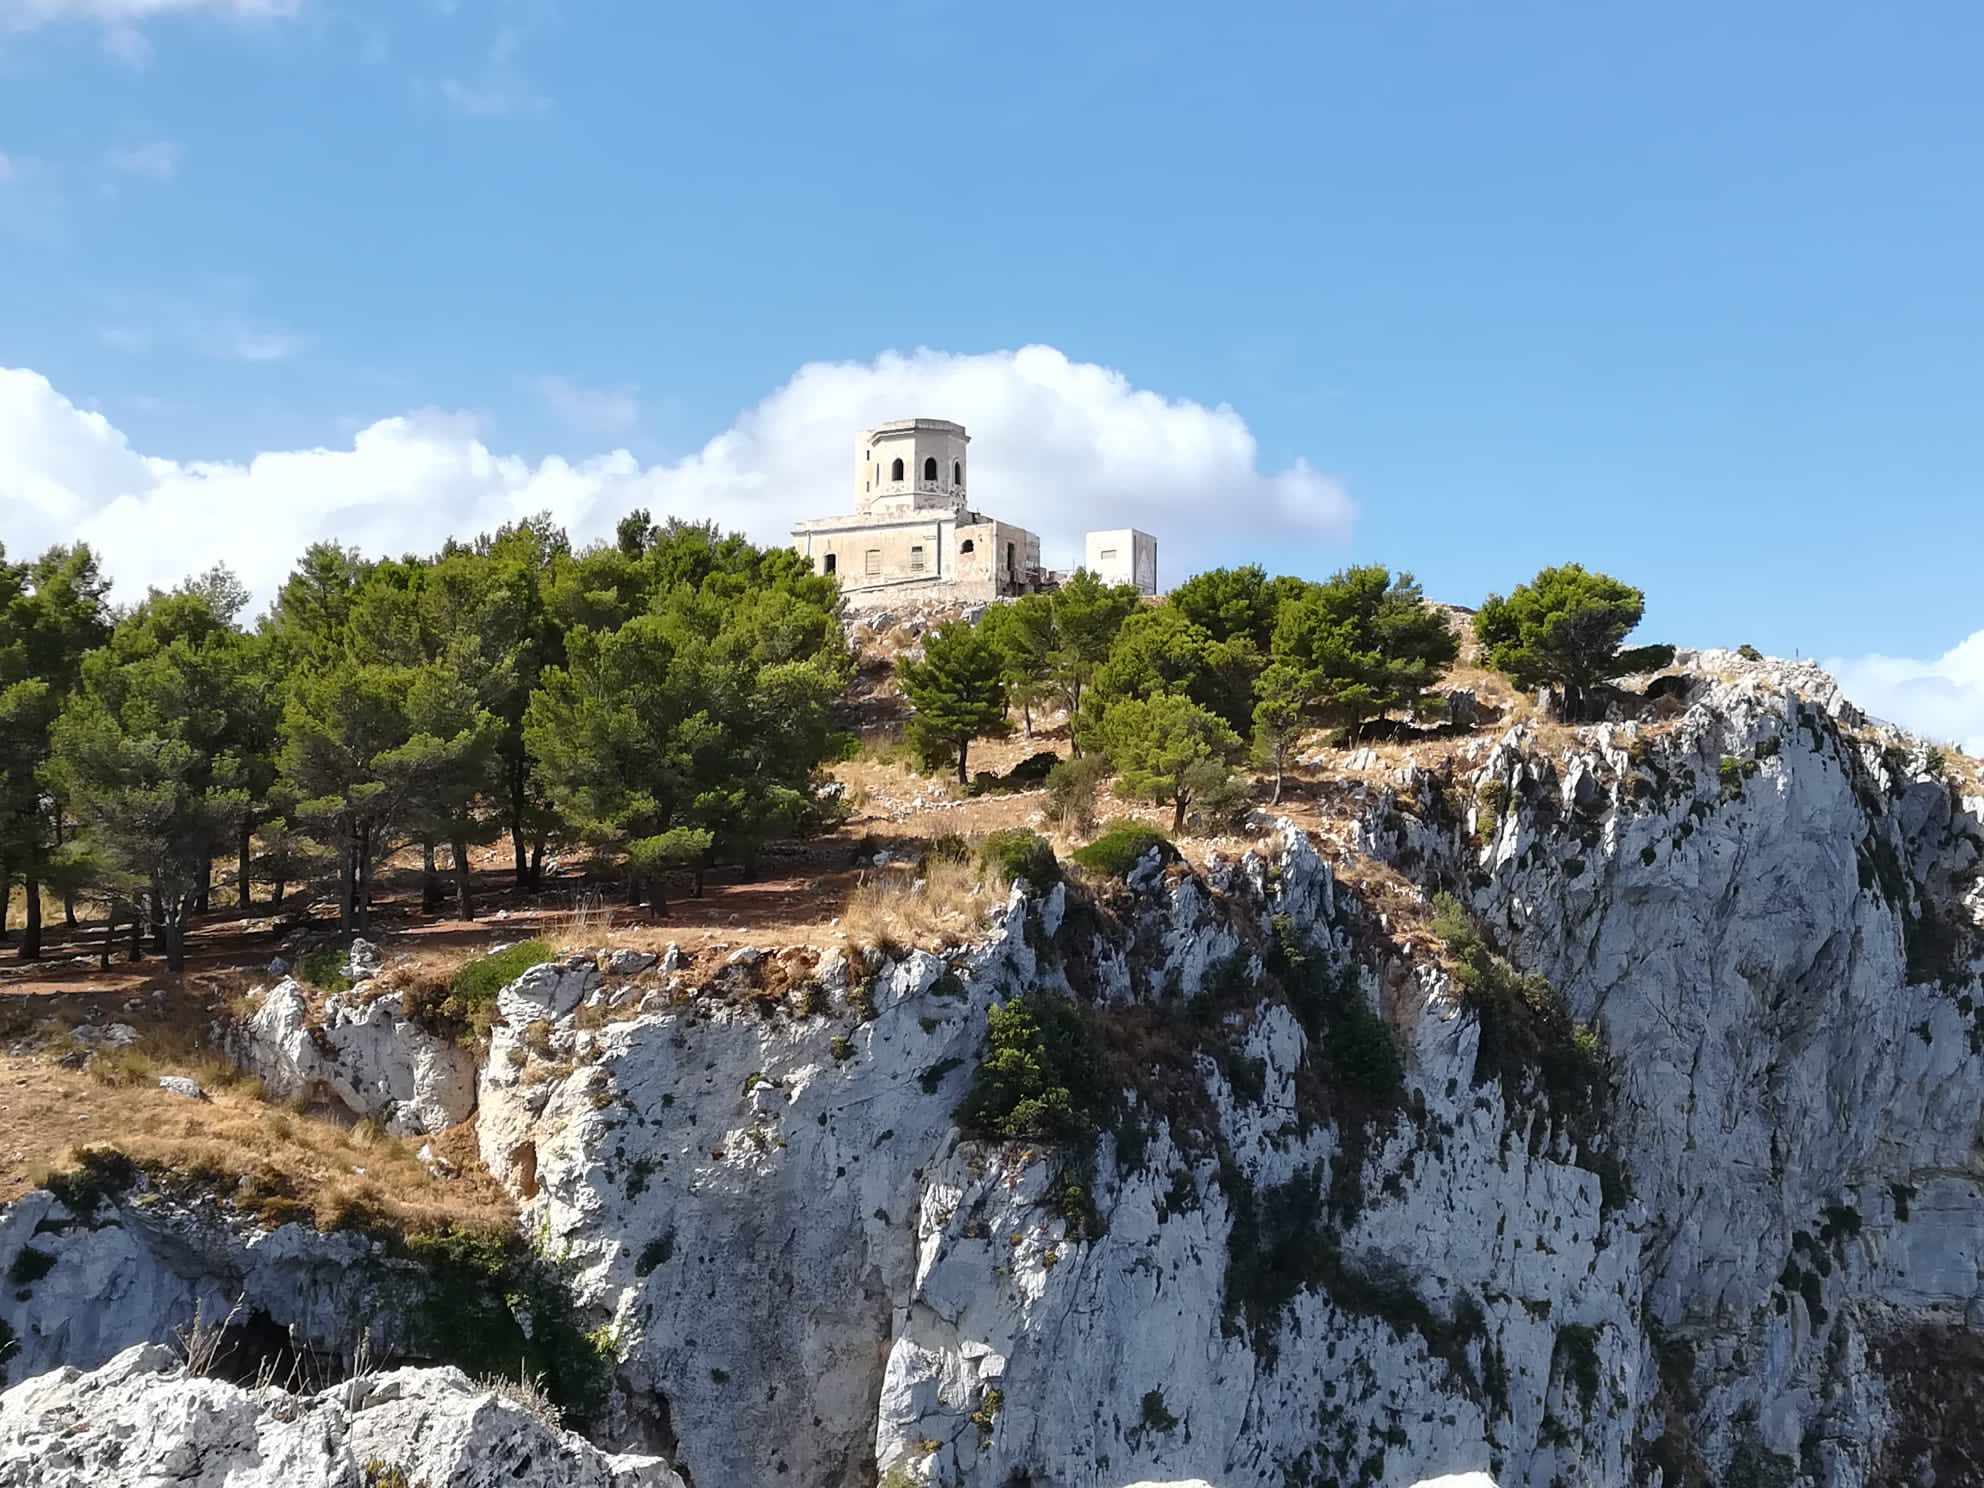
[[900, 624, 1011, 785], [1251, 661, 1310, 805], [977, 596, 1055, 737], [1043, 570, 1140, 750], [1474, 564, 1674, 722], [0, 544, 112, 959], [1095, 693, 1243, 834], [1271, 566, 1457, 739]]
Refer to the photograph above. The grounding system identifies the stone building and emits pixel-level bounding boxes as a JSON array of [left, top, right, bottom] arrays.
[[791, 418, 1162, 605], [1085, 527, 1159, 595], [790, 419, 1045, 605]]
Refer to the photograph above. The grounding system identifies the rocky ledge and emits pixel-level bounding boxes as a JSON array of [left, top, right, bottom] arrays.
[[0, 1343, 681, 1487]]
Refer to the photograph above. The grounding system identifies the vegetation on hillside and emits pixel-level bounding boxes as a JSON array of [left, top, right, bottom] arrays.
[[0, 518, 850, 962], [1, 503, 1679, 974]]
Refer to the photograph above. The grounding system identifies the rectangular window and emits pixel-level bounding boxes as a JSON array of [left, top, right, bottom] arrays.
[[865, 549, 882, 576], [1099, 547, 1118, 561]]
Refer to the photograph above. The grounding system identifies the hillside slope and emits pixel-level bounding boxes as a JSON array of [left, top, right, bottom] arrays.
[[2, 651, 1980, 1487]]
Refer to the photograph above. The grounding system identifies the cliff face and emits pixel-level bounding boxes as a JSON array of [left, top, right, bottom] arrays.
[[3, 654, 1980, 1488]]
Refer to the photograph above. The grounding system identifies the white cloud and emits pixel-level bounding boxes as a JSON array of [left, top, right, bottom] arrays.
[[437, 25, 545, 117], [3, 0, 297, 62], [1828, 632, 1984, 759], [8, 0, 296, 15], [0, 345, 1354, 615], [534, 374, 639, 436], [0, 151, 15, 183], [105, 139, 179, 180], [219, 320, 303, 362], [91, 306, 304, 362]]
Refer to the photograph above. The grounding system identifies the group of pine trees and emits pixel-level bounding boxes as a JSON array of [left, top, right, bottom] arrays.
[[0, 513, 851, 969], [2, 499, 1666, 968], [901, 560, 1669, 830]]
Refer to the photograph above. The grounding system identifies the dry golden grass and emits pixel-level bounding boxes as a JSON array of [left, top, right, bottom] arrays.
[[0, 992, 512, 1235], [840, 855, 1003, 951], [28, 1075, 514, 1239]]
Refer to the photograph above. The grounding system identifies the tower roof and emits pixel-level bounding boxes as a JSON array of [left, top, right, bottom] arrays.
[[864, 418, 968, 439]]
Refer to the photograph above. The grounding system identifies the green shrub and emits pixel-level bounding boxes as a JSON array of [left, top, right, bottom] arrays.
[[6, 1246, 55, 1287], [399, 1223, 617, 1429], [956, 993, 1105, 1141], [922, 832, 973, 867], [1045, 754, 1110, 836], [978, 828, 1059, 892], [1554, 1323, 1601, 1411], [1719, 755, 1759, 799], [1071, 820, 1172, 879], [297, 946, 353, 994], [1736, 643, 1764, 662], [408, 940, 555, 1042], [1430, 894, 1620, 1204]]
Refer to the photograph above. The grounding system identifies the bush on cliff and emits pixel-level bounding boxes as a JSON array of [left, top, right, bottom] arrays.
[[957, 992, 1105, 1141]]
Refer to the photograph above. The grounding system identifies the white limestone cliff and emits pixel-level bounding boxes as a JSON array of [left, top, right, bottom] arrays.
[[230, 975, 477, 1135], [3, 652, 1979, 1487], [0, 1343, 681, 1487]]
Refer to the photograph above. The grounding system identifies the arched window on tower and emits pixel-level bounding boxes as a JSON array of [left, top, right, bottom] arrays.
[[923, 456, 938, 482], [891, 457, 905, 482], [960, 539, 975, 554], [953, 460, 962, 486]]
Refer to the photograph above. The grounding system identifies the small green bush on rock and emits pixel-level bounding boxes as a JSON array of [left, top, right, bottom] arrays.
[[978, 828, 1060, 892], [957, 993, 1105, 1141], [407, 939, 555, 1042], [1071, 820, 1173, 879]]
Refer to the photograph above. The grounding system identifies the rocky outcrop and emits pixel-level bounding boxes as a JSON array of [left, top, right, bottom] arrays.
[[478, 830, 1643, 1487], [1355, 655, 1984, 1484], [5, 652, 1978, 1488], [0, 1343, 681, 1486], [230, 977, 477, 1135], [1, 1178, 435, 1390]]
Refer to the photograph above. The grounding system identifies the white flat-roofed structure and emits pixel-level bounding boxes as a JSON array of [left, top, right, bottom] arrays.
[[1085, 528, 1158, 595]]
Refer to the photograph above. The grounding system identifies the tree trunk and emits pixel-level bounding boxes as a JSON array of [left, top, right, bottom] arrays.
[[1022, 699, 1033, 739], [626, 867, 642, 906], [165, 906, 187, 973], [0, 862, 9, 940], [529, 835, 546, 887], [452, 837, 474, 921], [17, 879, 40, 960], [509, 758, 530, 884], [957, 736, 970, 786], [53, 816, 77, 926], [149, 886, 165, 952], [650, 877, 667, 918], [193, 842, 211, 915], [693, 866, 705, 899], [238, 816, 254, 910], [339, 836, 357, 937], [272, 873, 286, 911], [421, 840, 442, 914], [1172, 796, 1188, 834], [355, 825, 372, 933], [1271, 763, 1284, 806]]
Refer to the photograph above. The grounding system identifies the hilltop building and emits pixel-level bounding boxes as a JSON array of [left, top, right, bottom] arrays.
[[1086, 528, 1159, 596], [790, 418, 1158, 605]]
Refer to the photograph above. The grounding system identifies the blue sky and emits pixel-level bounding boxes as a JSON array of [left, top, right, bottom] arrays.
[[4, 1, 1983, 741]]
